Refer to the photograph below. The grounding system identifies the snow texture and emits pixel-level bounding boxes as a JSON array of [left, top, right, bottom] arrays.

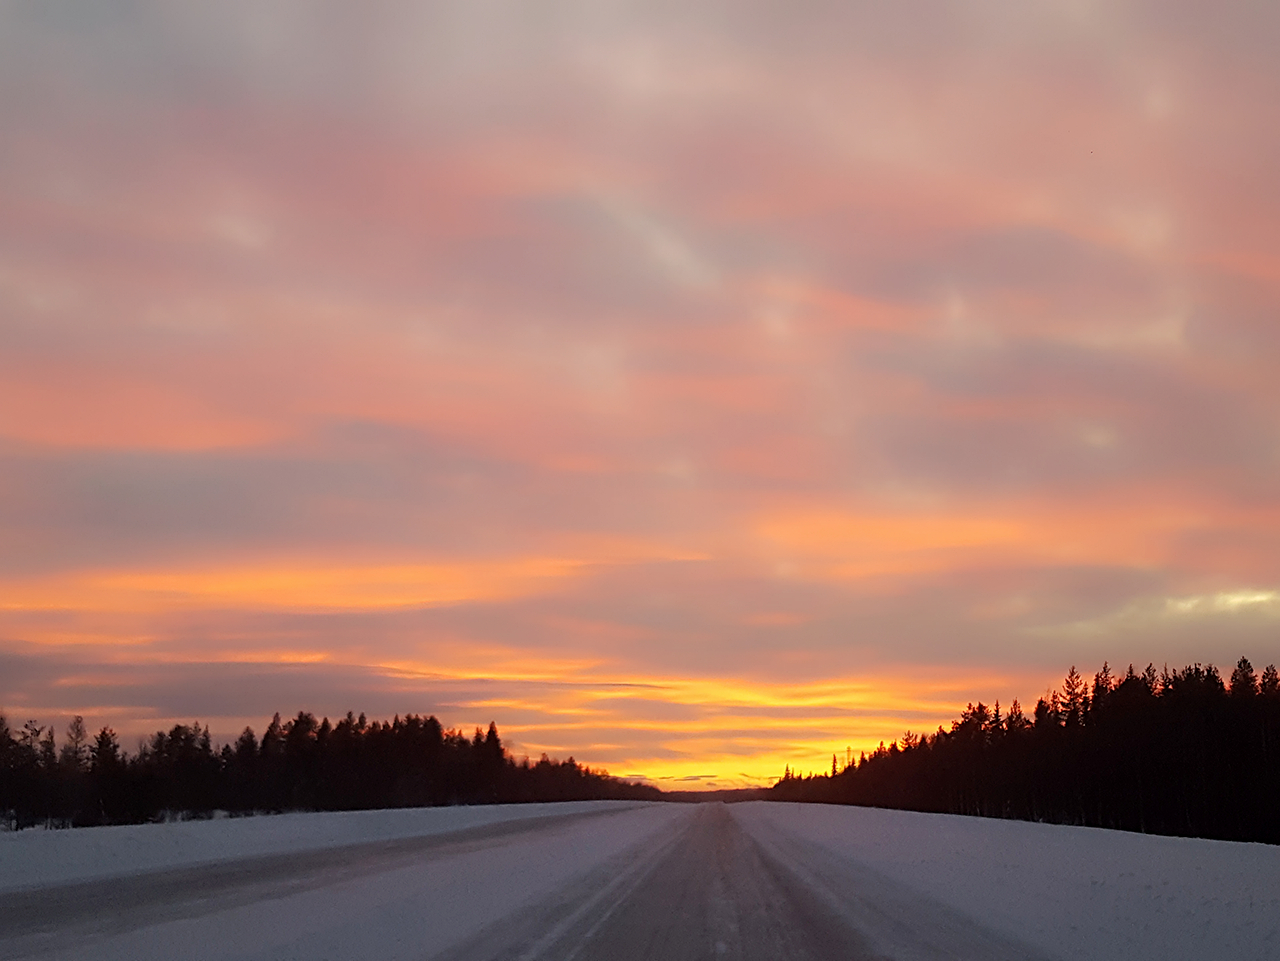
[[735, 802, 1280, 961], [0, 800, 630, 893], [1, 801, 686, 961], [2, 800, 1277, 960]]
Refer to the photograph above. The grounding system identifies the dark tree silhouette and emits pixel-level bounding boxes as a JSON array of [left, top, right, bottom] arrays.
[[0, 709, 657, 828], [771, 655, 1280, 844]]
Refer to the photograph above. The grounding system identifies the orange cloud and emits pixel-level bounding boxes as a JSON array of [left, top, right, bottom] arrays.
[[0, 558, 589, 615], [750, 491, 1265, 583], [1, 534, 712, 620]]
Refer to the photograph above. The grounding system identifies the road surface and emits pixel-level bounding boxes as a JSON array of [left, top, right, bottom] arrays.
[[0, 802, 1050, 961]]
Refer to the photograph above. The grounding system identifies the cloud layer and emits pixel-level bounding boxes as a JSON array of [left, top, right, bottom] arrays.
[[3, 2, 1280, 784]]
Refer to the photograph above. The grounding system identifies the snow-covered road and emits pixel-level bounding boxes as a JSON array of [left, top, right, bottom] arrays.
[[2, 801, 1277, 960]]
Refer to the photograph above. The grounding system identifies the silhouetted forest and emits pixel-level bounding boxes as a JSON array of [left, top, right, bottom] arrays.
[[0, 710, 658, 829], [772, 656, 1280, 843]]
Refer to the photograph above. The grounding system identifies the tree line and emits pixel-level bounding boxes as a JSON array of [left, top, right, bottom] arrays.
[[0, 710, 658, 828], [772, 656, 1280, 844]]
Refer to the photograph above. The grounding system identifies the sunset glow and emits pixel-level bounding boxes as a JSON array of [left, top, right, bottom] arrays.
[[4, 3, 1280, 787]]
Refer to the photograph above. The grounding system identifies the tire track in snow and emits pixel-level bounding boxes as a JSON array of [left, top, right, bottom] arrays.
[[1, 802, 1054, 961], [0, 804, 650, 960], [440, 803, 1048, 961]]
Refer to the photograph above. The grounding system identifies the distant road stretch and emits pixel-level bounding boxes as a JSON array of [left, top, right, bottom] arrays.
[[436, 803, 1048, 961], [0, 802, 1048, 961]]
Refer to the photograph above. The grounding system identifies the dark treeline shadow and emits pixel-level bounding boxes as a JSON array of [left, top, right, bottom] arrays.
[[0, 711, 659, 829], [771, 657, 1280, 844]]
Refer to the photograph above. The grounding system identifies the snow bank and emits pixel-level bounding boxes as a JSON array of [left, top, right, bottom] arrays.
[[735, 801, 1280, 961], [0, 801, 638, 893], [0, 802, 690, 961]]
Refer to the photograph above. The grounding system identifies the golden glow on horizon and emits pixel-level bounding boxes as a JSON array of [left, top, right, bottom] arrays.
[[368, 661, 1030, 788], [9, 634, 1031, 789]]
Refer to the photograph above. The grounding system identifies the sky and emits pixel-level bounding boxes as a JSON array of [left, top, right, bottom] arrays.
[[3, 1, 1280, 788]]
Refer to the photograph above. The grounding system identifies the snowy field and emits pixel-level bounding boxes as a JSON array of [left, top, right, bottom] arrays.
[[0, 800, 631, 893], [737, 802, 1280, 961], [1, 800, 1276, 960]]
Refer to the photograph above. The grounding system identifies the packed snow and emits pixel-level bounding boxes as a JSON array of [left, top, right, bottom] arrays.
[[1, 801, 687, 961], [1, 800, 1277, 960], [0, 800, 634, 893], [736, 802, 1280, 961]]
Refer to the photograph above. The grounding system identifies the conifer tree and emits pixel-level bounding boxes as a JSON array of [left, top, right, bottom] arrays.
[[1230, 657, 1259, 697]]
